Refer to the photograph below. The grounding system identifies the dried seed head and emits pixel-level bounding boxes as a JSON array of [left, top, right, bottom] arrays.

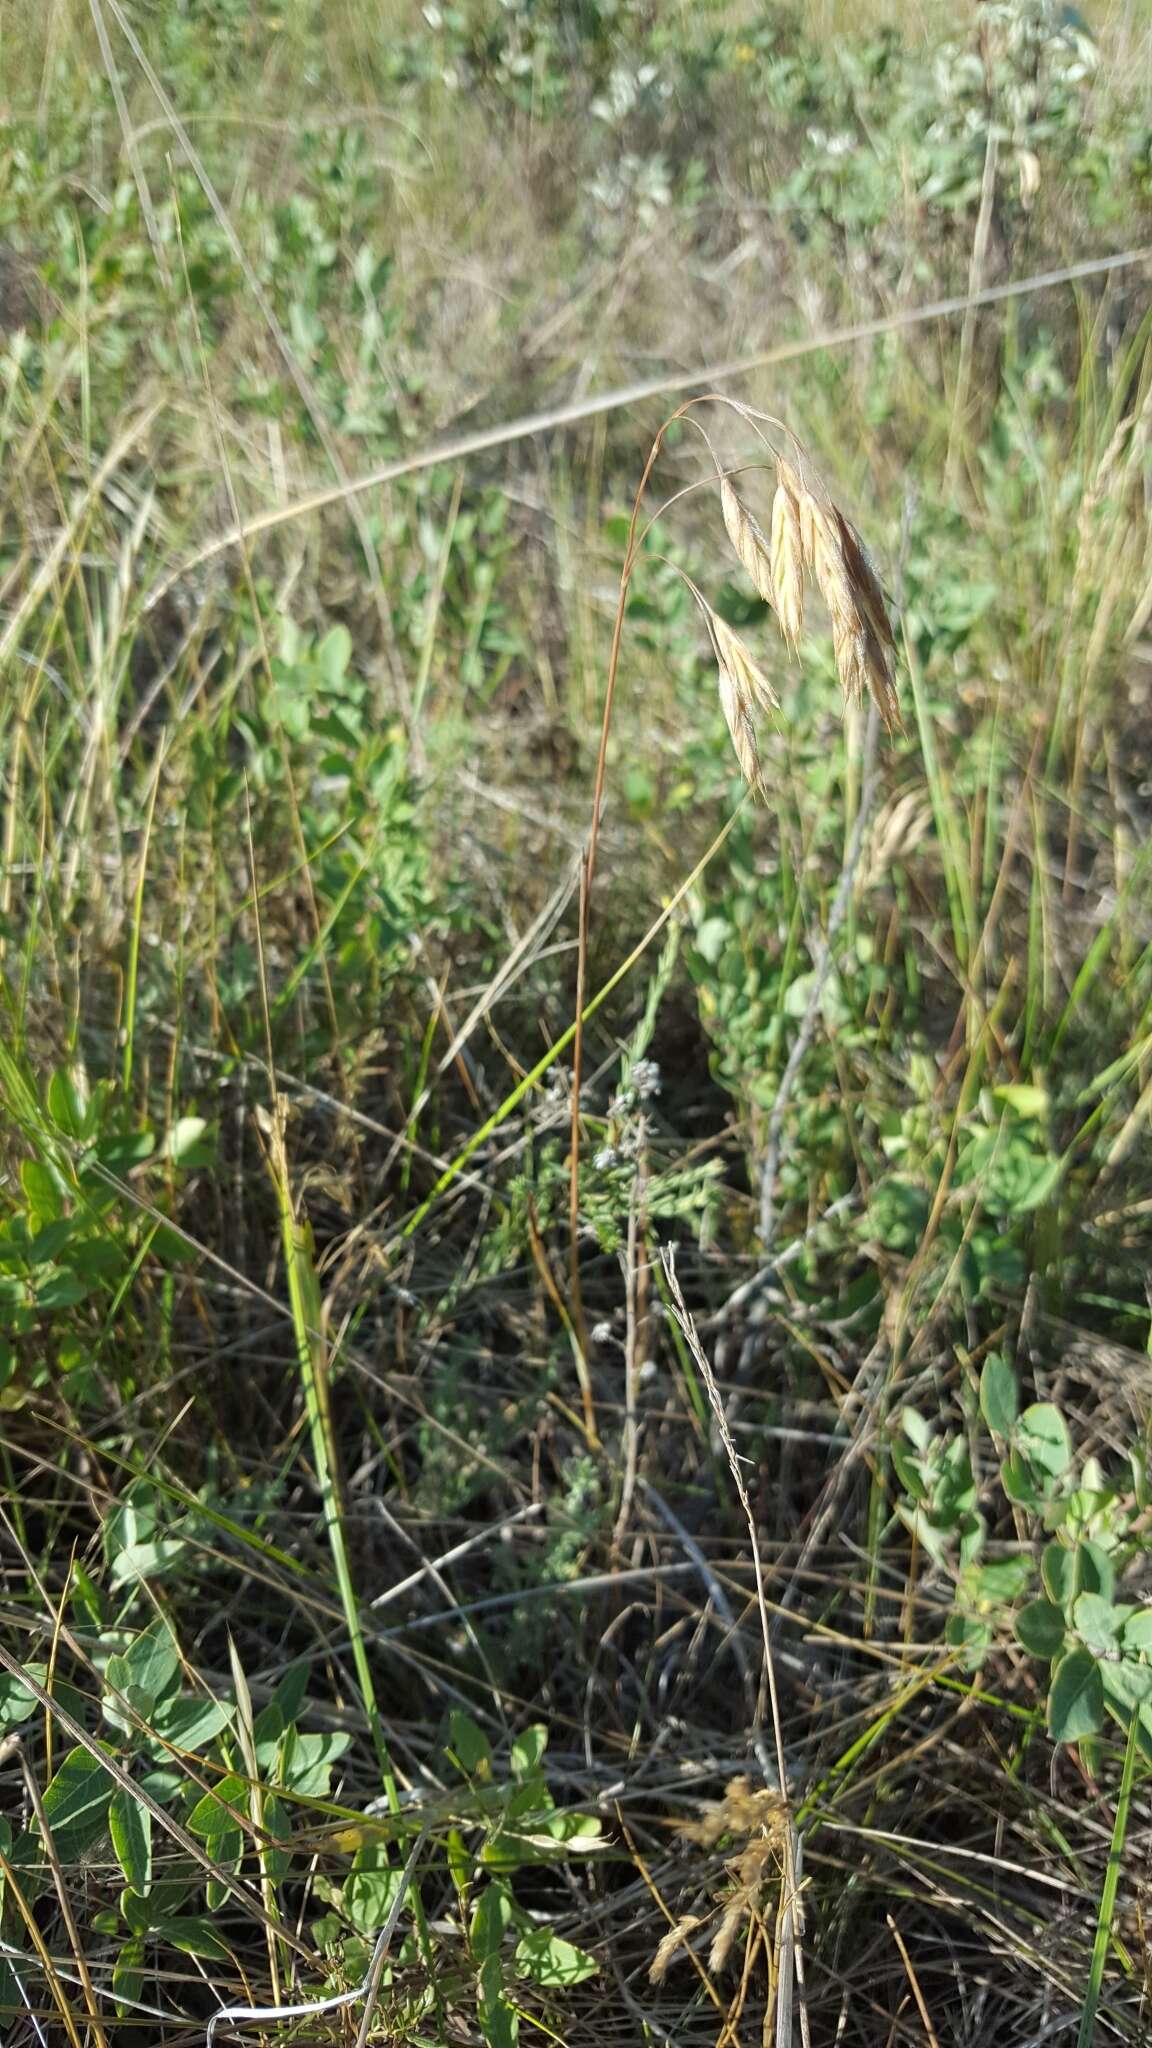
[[832, 607, 901, 731], [720, 478, 775, 606], [832, 613, 868, 707], [677, 1776, 789, 1848], [693, 592, 778, 793], [708, 1895, 747, 1976], [713, 613, 779, 719], [717, 662, 763, 793], [831, 509, 895, 658], [810, 504, 856, 624], [649, 1915, 702, 1985], [777, 458, 819, 573], [770, 478, 805, 648], [861, 625, 901, 730]]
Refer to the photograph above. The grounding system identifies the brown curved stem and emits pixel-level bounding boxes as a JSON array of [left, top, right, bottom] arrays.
[[567, 411, 686, 1419]]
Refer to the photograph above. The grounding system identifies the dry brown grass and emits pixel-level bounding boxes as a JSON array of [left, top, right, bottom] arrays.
[[706, 415, 902, 787]]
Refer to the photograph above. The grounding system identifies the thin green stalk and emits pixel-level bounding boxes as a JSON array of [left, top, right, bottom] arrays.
[[122, 750, 164, 1097], [270, 1136, 399, 1809], [1076, 1712, 1140, 2048]]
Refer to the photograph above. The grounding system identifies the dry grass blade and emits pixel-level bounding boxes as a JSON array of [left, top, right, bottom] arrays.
[[658, 1247, 810, 2048], [721, 477, 776, 605]]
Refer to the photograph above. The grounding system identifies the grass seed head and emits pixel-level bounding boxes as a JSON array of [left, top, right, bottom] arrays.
[[810, 504, 857, 625], [708, 1894, 748, 1975], [717, 661, 763, 794], [832, 509, 896, 656], [694, 594, 778, 794], [720, 477, 775, 606], [770, 476, 805, 648], [649, 1915, 703, 1985]]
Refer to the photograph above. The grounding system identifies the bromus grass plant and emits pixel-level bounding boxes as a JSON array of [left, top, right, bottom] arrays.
[[4, 2, 1152, 2045]]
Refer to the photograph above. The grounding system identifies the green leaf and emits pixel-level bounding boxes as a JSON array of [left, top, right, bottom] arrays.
[[945, 1612, 991, 1670], [1048, 1648, 1104, 1745], [959, 1512, 986, 1567], [448, 1711, 493, 1779], [344, 1863, 404, 1934], [979, 1352, 1018, 1437], [891, 1441, 926, 1503], [109, 1787, 152, 1892], [160, 1117, 214, 1168], [0, 1666, 45, 1730], [1103, 1661, 1152, 1714], [1074, 1593, 1121, 1659], [317, 625, 353, 685], [187, 1774, 247, 1840], [1077, 1541, 1115, 1604], [279, 1727, 350, 1797], [205, 1831, 243, 1913], [113, 1936, 145, 2018], [47, 1068, 89, 1138], [972, 1556, 1032, 1605], [40, 1747, 115, 1859], [901, 1407, 931, 1452], [160, 1916, 232, 1962], [478, 1956, 518, 2048], [1017, 1403, 1072, 1478], [991, 1083, 1049, 1120], [151, 1693, 232, 1752], [272, 1661, 310, 1724], [1001, 1452, 1041, 1508], [1122, 1611, 1152, 1654], [261, 1795, 292, 1882], [694, 916, 731, 967], [515, 1930, 598, 1987], [471, 1881, 512, 1962], [121, 1620, 181, 1712], [509, 1726, 547, 1778], [1016, 1599, 1066, 1659], [120, 1872, 193, 1931], [20, 1159, 62, 1223], [447, 1825, 470, 1900], [1042, 1542, 1075, 1608]]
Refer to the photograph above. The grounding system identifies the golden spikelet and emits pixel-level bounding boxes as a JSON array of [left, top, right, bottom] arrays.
[[708, 1838, 775, 1975], [676, 1776, 789, 1849], [712, 613, 779, 719], [693, 595, 778, 794], [700, 431, 902, 759], [716, 663, 763, 794], [770, 477, 805, 648], [648, 1914, 702, 1985], [809, 504, 856, 625], [832, 510, 895, 658], [708, 1894, 747, 1975], [720, 478, 775, 606], [776, 458, 819, 575]]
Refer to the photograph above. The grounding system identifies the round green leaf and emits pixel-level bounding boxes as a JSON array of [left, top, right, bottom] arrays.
[[1073, 1592, 1121, 1659], [1016, 1599, 1066, 1660], [1041, 1542, 1075, 1608]]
